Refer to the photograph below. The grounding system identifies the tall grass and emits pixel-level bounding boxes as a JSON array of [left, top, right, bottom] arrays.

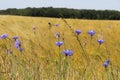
[[0, 15, 120, 80]]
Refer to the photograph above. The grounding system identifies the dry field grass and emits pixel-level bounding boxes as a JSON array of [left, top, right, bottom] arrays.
[[0, 15, 120, 80]]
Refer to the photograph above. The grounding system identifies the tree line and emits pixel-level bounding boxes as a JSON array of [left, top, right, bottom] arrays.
[[0, 7, 120, 20]]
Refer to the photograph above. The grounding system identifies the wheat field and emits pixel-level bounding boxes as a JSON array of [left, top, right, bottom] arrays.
[[0, 15, 120, 80]]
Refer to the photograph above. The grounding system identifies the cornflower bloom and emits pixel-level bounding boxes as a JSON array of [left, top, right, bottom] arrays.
[[103, 59, 110, 68], [88, 30, 95, 37], [62, 49, 73, 56], [97, 39, 104, 45], [75, 30, 82, 35], [54, 23, 59, 27], [14, 39, 21, 48], [12, 36, 19, 41], [0, 33, 8, 39], [56, 41, 64, 47]]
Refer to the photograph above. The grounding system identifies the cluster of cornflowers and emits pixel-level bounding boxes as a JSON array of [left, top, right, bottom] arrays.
[[75, 29, 104, 45], [13, 36, 23, 52], [0, 33, 24, 52], [55, 29, 109, 68], [55, 32, 73, 56], [56, 41, 73, 56]]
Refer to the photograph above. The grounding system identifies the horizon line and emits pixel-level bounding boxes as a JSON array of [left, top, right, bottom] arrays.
[[0, 6, 120, 12]]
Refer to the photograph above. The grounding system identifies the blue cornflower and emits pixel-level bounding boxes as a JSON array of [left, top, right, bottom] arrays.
[[75, 30, 82, 35], [103, 59, 110, 68], [12, 36, 19, 41], [14, 39, 21, 48], [56, 41, 63, 47], [54, 23, 59, 27], [18, 47, 24, 52], [14, 39, 23, 52], [88, 30, 95, 36], [97, 39, 104, 45], [0, 33, 8, 39], [62, 49, 73, 56]]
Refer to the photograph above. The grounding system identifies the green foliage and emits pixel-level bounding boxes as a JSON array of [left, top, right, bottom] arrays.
[[0, 7, 120, 20]]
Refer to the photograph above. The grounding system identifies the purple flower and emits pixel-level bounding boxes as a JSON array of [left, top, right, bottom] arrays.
[[97, 39, 104, 45], [12, 36, 19, 41], [54, 23, 59, 27], [88, 30, 95, 36], [75, 30, 82, 35], [0, 33, 8, 39], [62, 49, 73, 56], [107, 25, 111, 28], [103, 59, 110, 68], [14, 40, 21, 48], [18, 47, 24, 52], [56, 41, 64, 47], [14, 39, 23, 52], [106, 60, 110, 63]]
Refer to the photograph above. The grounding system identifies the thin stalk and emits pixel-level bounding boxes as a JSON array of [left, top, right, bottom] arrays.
[[58, 46, 62, 80]]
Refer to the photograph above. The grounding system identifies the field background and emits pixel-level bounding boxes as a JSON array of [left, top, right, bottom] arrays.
[[0, 15, 120, 80]]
